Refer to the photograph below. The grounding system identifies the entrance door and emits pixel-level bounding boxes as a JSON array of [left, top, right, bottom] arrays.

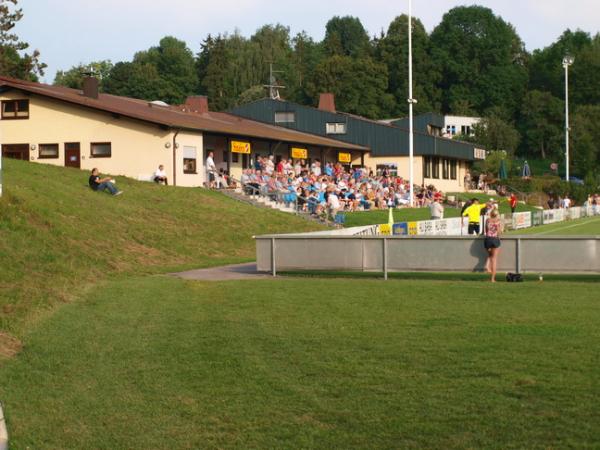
[[2, 144, 29, 160], [65, 143, 81, 169]]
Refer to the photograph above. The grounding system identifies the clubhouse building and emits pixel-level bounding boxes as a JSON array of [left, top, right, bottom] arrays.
[[230, 95, 486, 192], [0, 77, 366, 187]]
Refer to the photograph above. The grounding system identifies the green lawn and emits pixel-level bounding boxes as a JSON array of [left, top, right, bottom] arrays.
[[0, 159, 322, 333], [508, 216, 600, 235], [1, 276, 599, 449]]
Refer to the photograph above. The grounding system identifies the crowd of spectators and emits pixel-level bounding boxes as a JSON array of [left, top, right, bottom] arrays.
[[239, 155, 445, 219]]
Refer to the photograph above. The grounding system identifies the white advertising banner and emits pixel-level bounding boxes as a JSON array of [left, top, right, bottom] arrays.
[[543, 208, 564, 224], [418, 220, 436, 236], [512, 212, 532, 230], [568, 207, 582, 220]]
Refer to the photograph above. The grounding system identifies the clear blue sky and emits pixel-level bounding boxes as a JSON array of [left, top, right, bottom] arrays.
[[15, 0, 600, 82]]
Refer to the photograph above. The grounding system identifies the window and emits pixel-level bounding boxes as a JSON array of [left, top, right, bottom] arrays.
[[91, 142, 111, 158], [38, 143, 59, 159], [2, 99, 29, 119], [326, 123, 347, 134], [442, 159, 450, 179], [274, 111, 295, 123], [183, 146, 197, 174], [450, 160, 457, 180], [223, 151, 239, 163], [432, 157, 440, 179], [461, 125, 471, 136], [424, 157, 432, 178]]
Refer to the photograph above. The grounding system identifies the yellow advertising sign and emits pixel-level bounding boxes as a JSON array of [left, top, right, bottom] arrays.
[[378, 224, 392, 236], [338, 152, 352, 164], [231, 140, 251, 154], [291, 147, 308, 159], [408, 222, 418, 236]]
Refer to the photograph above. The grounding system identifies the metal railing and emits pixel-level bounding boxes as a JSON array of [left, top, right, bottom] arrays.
[[256, 234, 600, 277]]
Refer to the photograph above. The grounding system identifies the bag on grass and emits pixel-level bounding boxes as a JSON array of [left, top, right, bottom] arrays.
[[506, 273, 523, 282]]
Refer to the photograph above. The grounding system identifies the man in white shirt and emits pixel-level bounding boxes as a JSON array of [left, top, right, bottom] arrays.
[[206, 151, 217, 188], [327, 189, 341, 220], [153, 164, 168, 185], [562, 196, 571, 209], [430, 198, 444, 220]]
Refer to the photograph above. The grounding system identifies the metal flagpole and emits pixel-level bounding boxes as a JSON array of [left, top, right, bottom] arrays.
[[408, 0, 416, 207], [563, 55, 573, 182]]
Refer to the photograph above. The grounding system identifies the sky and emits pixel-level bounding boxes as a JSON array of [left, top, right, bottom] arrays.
[[13, 0, 600, 82]]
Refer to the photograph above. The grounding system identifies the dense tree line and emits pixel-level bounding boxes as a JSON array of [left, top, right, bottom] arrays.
[[1, 1, 599, 177]]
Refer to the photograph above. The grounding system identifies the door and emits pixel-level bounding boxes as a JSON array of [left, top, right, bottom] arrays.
[[2, 144, 29, 160], [65, 143, 81, 169]]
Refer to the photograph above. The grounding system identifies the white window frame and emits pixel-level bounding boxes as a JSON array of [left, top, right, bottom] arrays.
[[274, 111, 295, 123], [326, 123, 347, 135]]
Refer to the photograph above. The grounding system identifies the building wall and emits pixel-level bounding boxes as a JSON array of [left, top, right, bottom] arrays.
[[362, 154, 468, 192], [0, 91, 205, 187], [443, 115, 481, 138]]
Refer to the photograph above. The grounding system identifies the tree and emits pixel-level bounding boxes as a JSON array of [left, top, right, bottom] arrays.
[[54, 61, 113, 90], [570, 105, 600, 178], [468, 115, 521, 154], [519, 90, 564, 159], [529, 29, 592, 101], [306, 55, 394, 119], [430, 6, 528, 118], [103, 62, 170, 101], [323, 16, 371, 58], [290, 32, 324, 103], [570, 34, 600, 106], [134, 36, 198, 104], [0, 0, 45, 80], [376, 15, 440, 116]]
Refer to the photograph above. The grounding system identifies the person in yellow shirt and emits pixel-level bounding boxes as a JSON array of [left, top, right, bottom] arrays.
[[462, 199, 487, 235]]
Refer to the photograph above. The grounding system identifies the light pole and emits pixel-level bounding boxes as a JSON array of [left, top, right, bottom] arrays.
[[407, 0, 417, 207], [563, 54, 574, 182]]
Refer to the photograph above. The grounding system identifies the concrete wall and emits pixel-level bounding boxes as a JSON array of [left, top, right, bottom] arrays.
[[256, 235, 600, 275], [1, 91, 205, 187]]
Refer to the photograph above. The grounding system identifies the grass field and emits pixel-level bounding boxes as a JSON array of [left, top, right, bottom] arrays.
[[0, 159, 322, 333], [508, 216, 600, 235], [1, 276, 599, 449], [2, 160, 600, 449]]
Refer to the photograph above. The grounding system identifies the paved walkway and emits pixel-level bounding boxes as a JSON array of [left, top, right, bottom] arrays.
[[172, 263, 274, 281]]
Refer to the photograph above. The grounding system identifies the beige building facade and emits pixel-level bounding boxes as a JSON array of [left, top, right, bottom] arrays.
[[0, 76, 367, 188]]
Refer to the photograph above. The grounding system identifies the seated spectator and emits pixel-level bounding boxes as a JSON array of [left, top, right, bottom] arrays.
[[153, 164, 168, 185], [89, 168, 122, 196]]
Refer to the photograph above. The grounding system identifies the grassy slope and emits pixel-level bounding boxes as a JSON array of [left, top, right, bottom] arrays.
[[1, 276, 599, 449], [0, 159, 322, 333]]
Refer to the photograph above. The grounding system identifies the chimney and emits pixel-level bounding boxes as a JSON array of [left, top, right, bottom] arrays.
[[82, 77, 99, 99], [318, 93, 336, 113], [184, 96, 209, 114]]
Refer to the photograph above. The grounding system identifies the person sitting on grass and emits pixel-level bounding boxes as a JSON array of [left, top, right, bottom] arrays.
[[88, 168, 123, 196], [153, 164, 168, 185]]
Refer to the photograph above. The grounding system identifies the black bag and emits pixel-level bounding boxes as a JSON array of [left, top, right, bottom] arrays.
[[506, 272, 523, 282]]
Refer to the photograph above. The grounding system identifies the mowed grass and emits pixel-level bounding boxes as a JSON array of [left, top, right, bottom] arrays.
[[0, 276, 599, 449], [0, 159, 322, 333], [508, 216, 600, 235]]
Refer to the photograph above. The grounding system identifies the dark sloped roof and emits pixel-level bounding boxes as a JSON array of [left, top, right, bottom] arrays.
[[0, 76, 367, 151]]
